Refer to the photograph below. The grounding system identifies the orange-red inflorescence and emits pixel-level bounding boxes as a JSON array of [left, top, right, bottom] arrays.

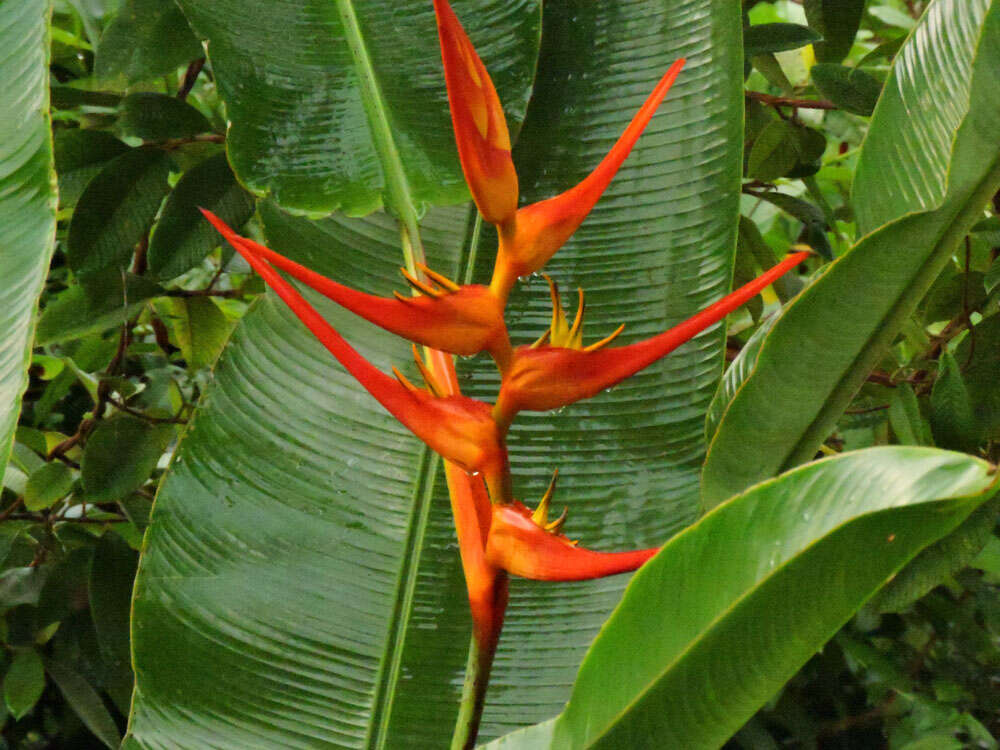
[[202, 0, 810, 646]]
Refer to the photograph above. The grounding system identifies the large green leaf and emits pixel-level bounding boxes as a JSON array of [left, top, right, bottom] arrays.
[[127, 0, 742, 745], [484, 448, 999, 749], [0, 0, 57, 490], [701, 0, 1000, 508], [173, 0, 541, 216]]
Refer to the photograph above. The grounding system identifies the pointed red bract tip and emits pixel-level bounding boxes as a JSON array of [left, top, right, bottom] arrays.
[[203, 208, 509, 480], [492, 58, 686, 290], [434, 0, 519, 227], [200, 209, 512, 365], [485, 502, 658, 581], [494, 250, 809, 420]]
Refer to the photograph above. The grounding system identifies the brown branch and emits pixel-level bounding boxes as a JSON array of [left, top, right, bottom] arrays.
[[165, 287, 246, 299], [106, 396, 187, 425], [746, 91, 837, 111], [177, 58, 206, 101], [158, 133, 226, 150]]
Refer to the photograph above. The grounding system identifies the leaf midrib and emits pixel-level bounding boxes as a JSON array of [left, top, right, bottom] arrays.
[[330, 3, 474, 746]]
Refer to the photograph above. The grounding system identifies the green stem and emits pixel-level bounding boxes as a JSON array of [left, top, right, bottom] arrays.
[[334, 0, 426, 270], [452, 637, 491, 750]]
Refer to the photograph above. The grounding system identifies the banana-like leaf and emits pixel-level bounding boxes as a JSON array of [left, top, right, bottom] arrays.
[[0, 0, 57, 488], [173, 0, 541, 216], [701, 0, 1000, 508], [484, 448, 999, 749], [127, 0, 742, 745]]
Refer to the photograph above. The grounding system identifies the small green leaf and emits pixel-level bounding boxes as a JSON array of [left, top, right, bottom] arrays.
[[53, 130, 129, 209], [930, 350, 981, 452], [868, 500, 999, 613], [732, 236, 764, 323], [955, 314, 1000, 440], [3, 649, 45, 719], [148, 152, 255, 279], [787, 124, 827, 178], [751, 52, 794, 93], [35, 279, 163, 346], [744, 23, 821, 58], [67, 147, 172, 275], [117, 93, 213, 141], [747, 120, 799, 180], [90, 533, 139, 703], [985, 256, 1000, 295], [44, 656, 121, 749], [36, 548, 93, 629], [803, 0, 866, 63], [858, 37, 906, 68], [811, 63, 884, 116], [889, 383, 933, 447], [754, 191, 833, 258], [95, 0, 203, 85], [81, 416, 172, 502], [164, 297, 233, 370], [972, 536, 1000, 575], [155, 297, 233, 371], [50, 85, 121, 109], [24, 462, 75, 511]]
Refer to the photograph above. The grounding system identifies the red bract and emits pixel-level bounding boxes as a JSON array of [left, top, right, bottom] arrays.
[[433, 0, 685, 301], [206, 209, 514, 505], [493, 251, 811, 425], [200, 210, 513, 368]]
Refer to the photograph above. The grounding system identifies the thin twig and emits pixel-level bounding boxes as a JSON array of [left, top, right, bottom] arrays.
[[746, 91, 837, 111], [106, 396, 187, 425], [177, 58, 206, 101]]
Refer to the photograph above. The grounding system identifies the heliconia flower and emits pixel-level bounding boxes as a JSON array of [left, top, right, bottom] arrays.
[[213, 216, 516, 503], [433, 0, 685, 301], [200, 209, 514, 370], [493, 251, 811, 425], [484, 473, 658, 581]]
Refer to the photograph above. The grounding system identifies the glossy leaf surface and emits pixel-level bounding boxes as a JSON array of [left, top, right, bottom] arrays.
[[173, 0, 541, 216], [702, 0, 1000, 508], [127, 0, 743, 745], [484, 448, 999, 749], [0, 0, 57, 491]]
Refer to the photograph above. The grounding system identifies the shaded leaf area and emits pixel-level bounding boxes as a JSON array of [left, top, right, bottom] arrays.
[[743, 23, 820, 58], [702, 0, 1000, 508], [116, 93, 212, 141], [174, 0, 541, 215], [127, 204, 479, 749], [453, 0, 743, 736], [94, 0, 202, 86], [148, 152, 255, 280], [810, 63, 883, 116], [0, 0, 58, 489], [803, 0, 867, 63], [486, 448, 998, 749]]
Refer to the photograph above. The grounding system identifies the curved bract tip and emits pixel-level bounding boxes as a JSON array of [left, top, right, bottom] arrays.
[[434, 0, 519, 227], [486, 501, 658, 581]]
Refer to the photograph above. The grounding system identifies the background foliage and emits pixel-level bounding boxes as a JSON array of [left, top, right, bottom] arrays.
[[0, 0, 998, 747]]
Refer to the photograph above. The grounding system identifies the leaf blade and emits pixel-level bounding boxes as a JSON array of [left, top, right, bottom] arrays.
[[0, 0, 58, 494], [701, 0, 1000, 508]]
